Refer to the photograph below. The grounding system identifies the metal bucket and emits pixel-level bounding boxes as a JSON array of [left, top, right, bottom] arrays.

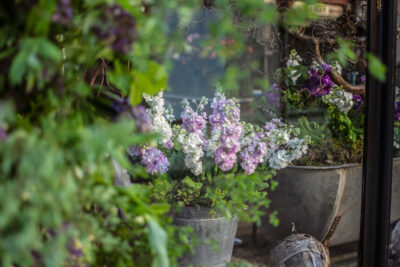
[[259, 158, 400, 246], [173, 207, 238, 267]]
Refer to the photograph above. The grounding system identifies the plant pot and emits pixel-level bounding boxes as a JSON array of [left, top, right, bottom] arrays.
[[259, 158, 400, 246], [173, 207, 238, 267]]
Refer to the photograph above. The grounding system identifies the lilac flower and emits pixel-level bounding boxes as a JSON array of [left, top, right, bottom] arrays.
[[353, 94, 364, 110], [52, 0, 73, 25], [131, 105, 152, 133], [178, 99, 207, 175], [208, 93, 242, 172], [240, 133, 268, 174], [215, 147, 237, 171], [182, 106, 207, 137], [141, 148, 169, 175]]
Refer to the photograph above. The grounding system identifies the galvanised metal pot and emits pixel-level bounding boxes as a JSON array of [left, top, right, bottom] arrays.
[[173, 207, 238, 267], [259, 158, 400, 246]]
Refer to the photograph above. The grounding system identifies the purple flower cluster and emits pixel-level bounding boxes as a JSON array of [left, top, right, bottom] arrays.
[[353, 94, 363, 110], [303, 65, 333, 97], [182, 106, 207, 138], [361, 75, 366, 84], [240, 133, 268, 174], [395, 101, 400, 122], [92, 5, 137, 54], [264, 118, 284, 131], [131, 105, 152, 133], [265, 83, 283, 110], [210, 93, 242, 171], [140, 148, 169, 175], [52, 0, 73, 25]]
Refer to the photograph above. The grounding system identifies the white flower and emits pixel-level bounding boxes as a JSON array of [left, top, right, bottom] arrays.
[[205, 129, 221, 157], [323, 86, 354, 113], [144, 91, 174, 144], [269, 150, 291, 170], [178, 131, 204, 176], [331, 61, 342, 75], [287, 50, 302, 84]]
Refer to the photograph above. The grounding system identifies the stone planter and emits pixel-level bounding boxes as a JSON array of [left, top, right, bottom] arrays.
[[259, 158, 400, 246], [173, 207, 238, 267]]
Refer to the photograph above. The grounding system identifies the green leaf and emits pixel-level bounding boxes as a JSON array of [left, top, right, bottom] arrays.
[[366, 53, 387, 82], [129, 61, 168, 105], [182, 176, 203, 190], [146, 215, 170, 267]]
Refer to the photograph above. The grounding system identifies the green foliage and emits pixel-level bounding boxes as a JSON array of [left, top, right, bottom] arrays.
[[283, 0, 319, 29], [0, 0, 202, 265], [366, 52, 387, 82], [294, 117, 364, 166], [327, 38, 357, 67], [298, 116, 331, 144], [0, 0, 323, 265]]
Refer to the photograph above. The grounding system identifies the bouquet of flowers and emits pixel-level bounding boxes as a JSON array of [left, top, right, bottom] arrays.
[[129, 91, 309, 220], [275, 49, 366, 165]]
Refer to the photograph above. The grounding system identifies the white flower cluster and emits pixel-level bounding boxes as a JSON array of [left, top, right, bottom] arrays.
[[331, 60, 342, 75], [143, 91, 173, 145], [239, 122, 260, 147], [323, 86, 354, 113], [266, 127, 309, 170], [287, 49, 302, 84], [268, 136, 308, 169], [204, 129, 221, 157], [177, 128, 204, 176]]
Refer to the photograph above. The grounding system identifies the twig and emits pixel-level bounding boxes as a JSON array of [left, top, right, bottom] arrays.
[[311, 36, 365, 95]]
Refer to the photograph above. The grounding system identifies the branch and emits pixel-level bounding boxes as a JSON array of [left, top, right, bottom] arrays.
[[311, 36, 365, 95]]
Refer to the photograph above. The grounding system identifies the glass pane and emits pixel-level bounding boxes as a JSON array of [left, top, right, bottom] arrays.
[[390, 1, 400, 266], [166, 1, 368, 266]]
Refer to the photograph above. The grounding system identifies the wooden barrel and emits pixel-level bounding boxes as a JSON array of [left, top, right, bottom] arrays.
[[269, 234, 330, 267]]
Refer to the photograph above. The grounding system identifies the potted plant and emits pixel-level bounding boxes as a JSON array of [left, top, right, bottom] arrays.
[[129, 91, 310, 266], [256, 49, 400, 247]]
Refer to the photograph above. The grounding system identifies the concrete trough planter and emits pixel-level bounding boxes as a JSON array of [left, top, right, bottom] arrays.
[[259, 158, 400, 246], [173, 207, 238, 267]]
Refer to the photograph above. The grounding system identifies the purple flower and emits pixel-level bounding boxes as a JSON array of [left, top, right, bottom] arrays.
[[264, 118, 284, 131], [129, 145, 146, 157], [131, 105, 152, 133], [111, 97, 129, 114], [164, 140, 174, 149], [209, 93, 242, 172], [303, 66, 333, 97], [321, 63, 332, 73], [68, 241, 83, 258], [141, 148, 169, 175], [52, 0, 73, 25], [182, 106, 207, 136], [215, 147, 237, 172], [361, 75, 366, 84], [240, 134, 268, 174], [353, 94, 364, 110], [395, 101, 400, 122], [265, 83, 282, 109]]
